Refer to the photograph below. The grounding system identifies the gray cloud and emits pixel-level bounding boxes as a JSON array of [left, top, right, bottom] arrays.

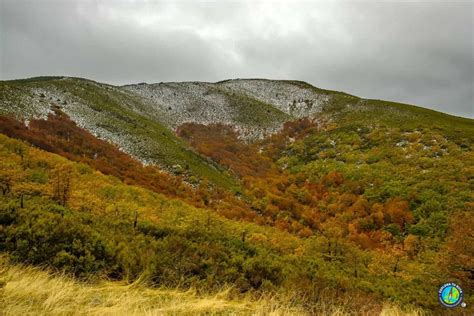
[[1, 0, 472, 117]]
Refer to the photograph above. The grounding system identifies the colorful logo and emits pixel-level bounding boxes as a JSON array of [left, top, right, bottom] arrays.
[[438, 282, 464, 308]]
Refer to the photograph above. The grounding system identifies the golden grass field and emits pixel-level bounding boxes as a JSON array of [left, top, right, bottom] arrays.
[[0, 257, 425, 316]]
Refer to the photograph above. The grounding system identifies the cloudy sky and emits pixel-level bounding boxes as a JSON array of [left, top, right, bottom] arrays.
[[1, 0, 473, 118]]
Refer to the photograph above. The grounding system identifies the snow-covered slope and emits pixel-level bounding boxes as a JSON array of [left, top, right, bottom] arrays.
[[122, 82, 235, 128], [217, 79, 330, 117], [122, 79, 333, 138]]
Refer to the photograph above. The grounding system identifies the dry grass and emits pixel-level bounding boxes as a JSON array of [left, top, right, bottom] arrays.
[[0, 258, 301, 316], [0, 258, 424, 316]]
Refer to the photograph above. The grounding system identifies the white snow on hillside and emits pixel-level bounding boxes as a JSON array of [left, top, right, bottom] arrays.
[[218, 79, 329, 117], [123, 82, 235, 128], [123, 79, 332, 139], [0, 79, 160, 164]]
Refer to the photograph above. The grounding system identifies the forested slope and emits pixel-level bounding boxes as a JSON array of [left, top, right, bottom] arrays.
[[0, 76, 473, 314]]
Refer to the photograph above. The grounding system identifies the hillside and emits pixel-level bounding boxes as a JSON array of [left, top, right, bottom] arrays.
[[2, 76, 471, 182], [0, 77, 238, 190], [0, 132, 457, 314], [1, 76, 473, 314], [0, 77, 354, 190], [0, 77, 346, 152]]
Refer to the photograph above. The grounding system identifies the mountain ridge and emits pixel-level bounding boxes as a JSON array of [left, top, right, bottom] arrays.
[[3, 75, 470, 119]]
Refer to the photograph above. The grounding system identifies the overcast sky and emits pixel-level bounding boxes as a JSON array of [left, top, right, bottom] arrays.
[[1, 0, 473, 118]]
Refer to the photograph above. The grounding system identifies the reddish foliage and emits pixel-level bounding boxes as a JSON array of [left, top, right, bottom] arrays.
[[0, 112, 180, 195], [177, 123, 273, 178], [177, 120, 415, 248], [0, 113, 258, 221]]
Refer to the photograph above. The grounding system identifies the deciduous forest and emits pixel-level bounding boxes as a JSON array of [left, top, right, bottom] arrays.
[[0, 77, 472, 315]]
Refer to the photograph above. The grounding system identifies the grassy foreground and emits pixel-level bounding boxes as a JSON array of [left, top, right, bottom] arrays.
[[0, 258, 423, 316]]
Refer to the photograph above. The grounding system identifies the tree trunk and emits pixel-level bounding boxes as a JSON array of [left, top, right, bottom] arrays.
[[393, 257, 400, 275], [133, 210, 138, 230]]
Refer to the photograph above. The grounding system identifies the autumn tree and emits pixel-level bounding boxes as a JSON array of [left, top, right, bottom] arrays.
[[51, 165, 73, 206], [440, 211, 474, 290]]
